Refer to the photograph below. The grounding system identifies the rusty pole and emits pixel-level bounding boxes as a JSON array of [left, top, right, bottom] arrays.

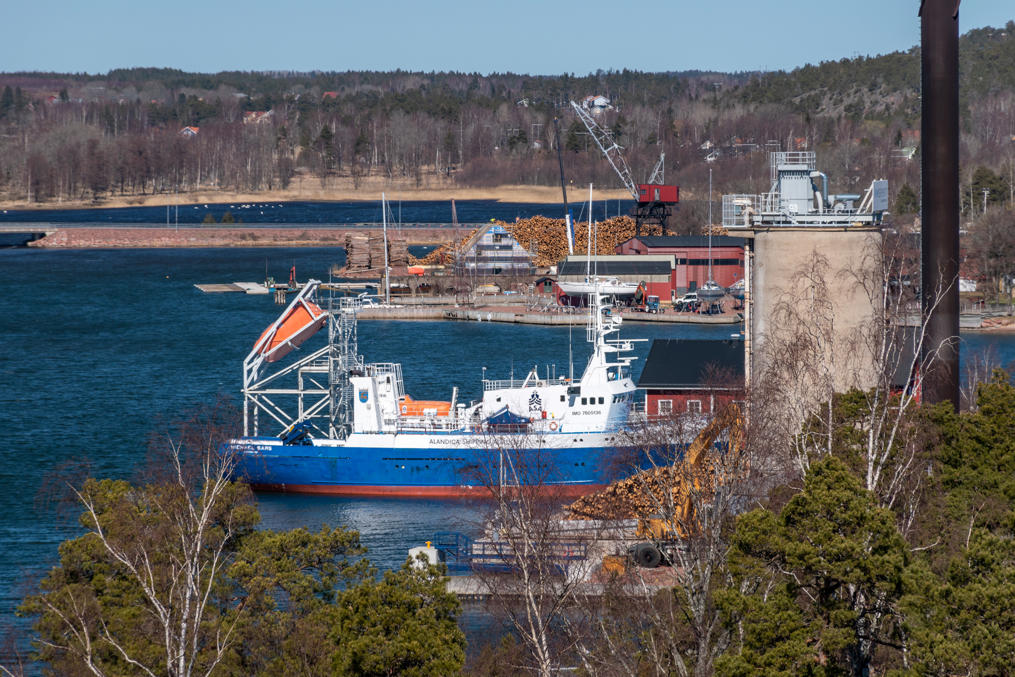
[[920, 0, 960, 409]]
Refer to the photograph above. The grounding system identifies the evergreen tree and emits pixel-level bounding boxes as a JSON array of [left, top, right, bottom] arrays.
[[0, 85, 12, 118], [894, 182, 918, 214], [716, 458, 909, 676], [565, 120, 583, 153]]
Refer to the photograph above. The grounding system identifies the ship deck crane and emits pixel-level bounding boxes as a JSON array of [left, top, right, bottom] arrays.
[[570, 101, 679, 235]]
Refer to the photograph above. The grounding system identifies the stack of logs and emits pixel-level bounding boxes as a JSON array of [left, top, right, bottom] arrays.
[[388, 236, 409, 268], [344, 233, 408, 271], [566, 465, 687, 520], [344, 233, 371, 270], [507, 215, 658, 266], [410, 227, 480, 266], [409, 216, 662, 268]]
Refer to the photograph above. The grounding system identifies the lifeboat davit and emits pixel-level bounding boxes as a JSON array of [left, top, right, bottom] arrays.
[[398, 396, 452, 417], [254, 298, 327, 363]]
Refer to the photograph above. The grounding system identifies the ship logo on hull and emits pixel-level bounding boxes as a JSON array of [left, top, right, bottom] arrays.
[[358, 389, 368, 403], [529, 392, 542, 412]]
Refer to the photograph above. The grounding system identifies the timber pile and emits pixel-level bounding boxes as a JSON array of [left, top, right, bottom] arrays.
[[344, 233, 371, 270], [410, 226, 481, 265], [345, 233, 408, 271], [408, 216, 661, 268], [368, 237, 387, 269], [566, 466, 686, 520], [388, 235, 409, 268], [703, 223, 729, 236], [506, 215, 657, 266]]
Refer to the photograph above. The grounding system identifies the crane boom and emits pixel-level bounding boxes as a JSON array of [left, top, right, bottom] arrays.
[[570, 101, 639, 200], [647, 151, 665, 185]]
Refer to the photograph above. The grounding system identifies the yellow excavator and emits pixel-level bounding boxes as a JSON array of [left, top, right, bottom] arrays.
[[568, 402, 745, 569]]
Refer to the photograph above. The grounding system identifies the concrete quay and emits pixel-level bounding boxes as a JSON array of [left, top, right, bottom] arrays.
[[359, 303, 742, 326]]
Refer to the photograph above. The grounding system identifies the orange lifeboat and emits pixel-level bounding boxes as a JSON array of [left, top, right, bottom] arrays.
[[254, 299, 327, 363], [398, 395, 452, 417]]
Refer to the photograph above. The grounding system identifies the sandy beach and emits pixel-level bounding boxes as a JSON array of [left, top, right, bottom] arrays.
[[0, 176, 631, 211]]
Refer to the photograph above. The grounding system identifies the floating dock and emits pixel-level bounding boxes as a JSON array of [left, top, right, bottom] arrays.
[[194, 282, 269, 294]]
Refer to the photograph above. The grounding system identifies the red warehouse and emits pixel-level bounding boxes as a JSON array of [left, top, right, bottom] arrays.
[[636, 339, 745, 417], [615, 235, 745, 293], [554, 255, 675, 305]]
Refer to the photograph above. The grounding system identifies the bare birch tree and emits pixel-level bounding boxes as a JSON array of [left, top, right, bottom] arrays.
[[465, 431, 605, 677], [561, 402, 760, 677]]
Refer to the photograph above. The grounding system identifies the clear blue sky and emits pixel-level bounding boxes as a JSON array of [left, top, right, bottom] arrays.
[[4, 1, 1012, 75]]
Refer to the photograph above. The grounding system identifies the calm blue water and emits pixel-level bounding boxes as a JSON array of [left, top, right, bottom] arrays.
[[0, 199, 634, 226], [1, 247, 1012, 658], [0, 246, 720, 643]]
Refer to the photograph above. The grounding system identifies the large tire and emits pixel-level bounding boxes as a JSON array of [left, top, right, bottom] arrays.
[[632, 542, 662, 568]]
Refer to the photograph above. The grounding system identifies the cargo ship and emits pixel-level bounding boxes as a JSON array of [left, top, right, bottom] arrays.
[[227, 280, 647, 497]]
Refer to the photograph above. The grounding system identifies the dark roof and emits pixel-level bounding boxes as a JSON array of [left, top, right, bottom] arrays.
[[558, 259, 671, 276], [637, 339, 745, 389], [628, 236, 746, 249]]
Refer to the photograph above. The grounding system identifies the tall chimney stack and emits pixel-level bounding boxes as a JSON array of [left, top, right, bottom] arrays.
[[920, 0, 960, 409]]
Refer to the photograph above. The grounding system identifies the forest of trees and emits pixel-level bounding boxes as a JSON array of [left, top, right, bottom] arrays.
[[1, 21, 1013, 220]]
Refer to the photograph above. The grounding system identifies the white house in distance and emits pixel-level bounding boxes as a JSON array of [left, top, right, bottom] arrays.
[[581, 95, 612, 115]]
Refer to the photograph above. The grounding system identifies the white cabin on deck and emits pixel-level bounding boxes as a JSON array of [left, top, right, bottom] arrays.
[[346, 283, 640, 437], [242, 278, 641, 441]]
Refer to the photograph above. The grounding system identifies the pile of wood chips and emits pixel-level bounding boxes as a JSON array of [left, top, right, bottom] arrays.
[[566, 465, 686, 520], [409, 216, 663, 268]]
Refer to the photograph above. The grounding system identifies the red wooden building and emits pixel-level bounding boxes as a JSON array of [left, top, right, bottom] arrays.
[[637, 339, 745, 417], [615, 236, 745, 293], [554, 255, 675, 304]]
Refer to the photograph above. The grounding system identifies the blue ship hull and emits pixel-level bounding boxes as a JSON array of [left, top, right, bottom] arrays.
[[230, 435, 641, 497]]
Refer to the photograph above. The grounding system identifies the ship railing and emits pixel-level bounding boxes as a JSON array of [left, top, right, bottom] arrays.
[[483, 376, 570, 391], [432, 531, 588, 574], [366, 362, 405, 399], [394, 415, 466, 432]]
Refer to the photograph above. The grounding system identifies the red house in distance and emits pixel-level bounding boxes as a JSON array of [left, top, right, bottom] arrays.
[[637, 339, 745, 417]]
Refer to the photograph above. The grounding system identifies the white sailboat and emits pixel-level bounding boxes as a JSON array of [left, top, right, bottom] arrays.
[[698, 168, 725, 302], [558, 185, 639, 298]]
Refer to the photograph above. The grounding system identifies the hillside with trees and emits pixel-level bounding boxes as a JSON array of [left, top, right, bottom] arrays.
[[0, 21, 1012, 223]]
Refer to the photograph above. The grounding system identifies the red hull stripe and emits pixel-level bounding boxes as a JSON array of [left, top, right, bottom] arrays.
[[248, 483, 607, 499]]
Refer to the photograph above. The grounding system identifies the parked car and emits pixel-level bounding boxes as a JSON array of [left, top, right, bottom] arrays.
[[673, 292, 700, 312]]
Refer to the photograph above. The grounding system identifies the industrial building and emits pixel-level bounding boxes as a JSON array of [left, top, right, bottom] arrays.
[[554, 255, 674, 304], [722, 151, 888, 395], [614, 235, 746, 292]]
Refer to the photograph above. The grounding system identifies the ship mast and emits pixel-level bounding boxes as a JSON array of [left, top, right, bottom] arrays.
[[382, 193, 391, 304]]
